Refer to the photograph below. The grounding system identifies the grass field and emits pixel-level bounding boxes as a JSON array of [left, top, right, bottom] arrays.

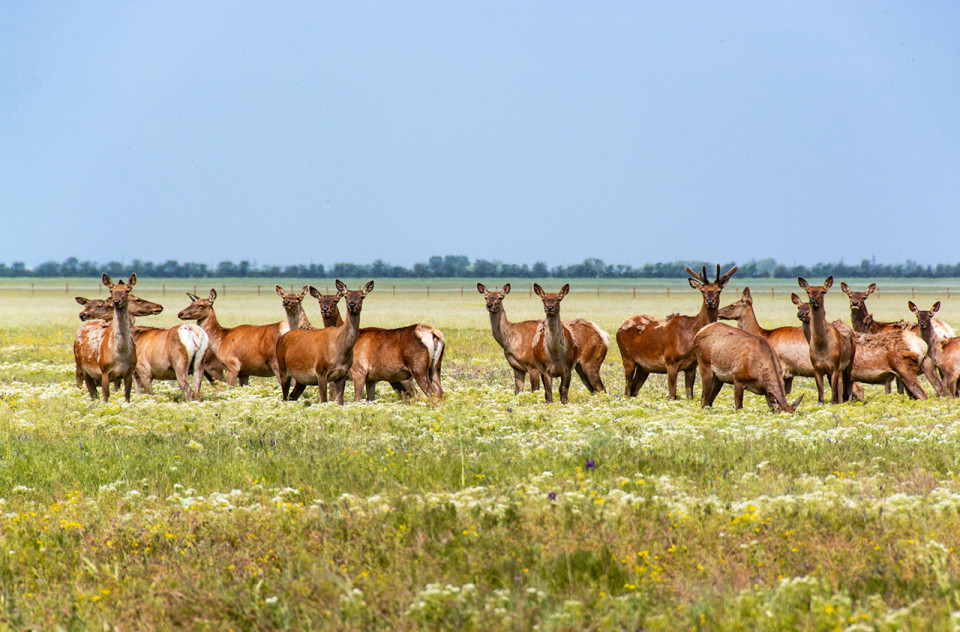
[[2, 277, 960, 630]]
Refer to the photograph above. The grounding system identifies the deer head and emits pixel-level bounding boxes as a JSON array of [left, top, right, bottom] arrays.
[[101, 273, 137, 309], [797, 276, 833, 309], [533, 283, 569, 316], [717, 287, 752, 321], [309, 286, 343, 320], [76, 295, 163, 321], [840, 282, 876, 312], [477, 282, 511, 313], [276, 285, 308, 315], [908, 300, 941, 332], [791, 293, 811, 324], [337, 280, 374, 315], [178, 289, 217, 321], [686, 265, 738, 310]]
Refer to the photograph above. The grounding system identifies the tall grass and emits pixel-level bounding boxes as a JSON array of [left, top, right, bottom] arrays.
[[0, 281, 958, 629]]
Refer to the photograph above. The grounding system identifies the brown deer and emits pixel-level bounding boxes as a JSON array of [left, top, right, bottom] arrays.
[[129, 323, 209, 401], [477, 283, 542, 393], [791, 293, 867, 402], [841, 282, 945, 393], [910, 301, 960, 397], [310, 288, 445, 401], [694, 322, 802, 412], [795, 277, 855, 403], [278, 285, 315, 330], [75, 274, 139, 402], [566, 319, 609, 393], [717, 287, 814, 394], [177, 288, 290, 387], [617, 264, 738, 399], [275, 280, 374, 403], [73, 294, 163, 390], [531, 284, 579, 404]]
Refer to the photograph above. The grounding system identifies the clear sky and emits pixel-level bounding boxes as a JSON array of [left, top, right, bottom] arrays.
[[2, 2, 958, 269]]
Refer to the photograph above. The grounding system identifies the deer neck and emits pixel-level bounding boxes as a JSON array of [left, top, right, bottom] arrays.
[[286, 305, 312, 330], [111, 302, 134, 352], [694, 300, 718, 330], [322, 309, 343, 328], [919, 326, 943, 364], [197, 309, 227, 352], [809, 304, 832, 349], [489, 309, 522, 351], [336, 307, 362, 354], [543, 311, 568, 359], [737, 306, 764, 336], [850, 306, 871, 333]]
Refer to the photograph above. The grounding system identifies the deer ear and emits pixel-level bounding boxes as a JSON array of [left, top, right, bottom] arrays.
[[867, 283, 877, 295], [797, 277, 808, 290], [688, 278, 704, 291], [533, 283, 544, 298], [477, 282, 487, 295], [791, 293, 804, 306], [908, 301, 918, 314], [840, 282, 850, 296], [102, 274, 113, 288], [559, 284, 570, 298], [823, 276, 833, 289], [308, 286, 321, 299], [742, 287, 752, 302], [209, 288, 217, 301], [502, 283, 511, 295], [275, 285, 285, 297], [361, 280, 375, 295], [127, 274, 137, 288], [932, 301, 941, 314], [335, 279, 347, 294], [75, 297, 89, 305], [791, 394, 803, 412], [186, 292, 199, 301], [299, 285, 309, 298]]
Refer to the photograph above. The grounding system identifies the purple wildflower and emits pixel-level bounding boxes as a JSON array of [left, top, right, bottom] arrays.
[[548, 491, 557, 501], [585, 458, 596, 470]]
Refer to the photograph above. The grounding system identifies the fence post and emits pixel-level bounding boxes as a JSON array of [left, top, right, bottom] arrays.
[[427, 286, 430, 298], [99, 283, 103, 295], [529, 285, 532, 297], [460, 286, 463, 297], [912, 287, 915, 298], [393, 284, 396, 297], [193, 284, 197, 295], [222, 284, 226, 297], [771, 287, 775, 299], [65, 283, 69, 295], [633, 286, 636, 299], [31, 283, 34, 295], [257, 285, 260, 296], [162, 284, 166, 296], [597, 286, 600, 297], [666, 286, 670, 299]]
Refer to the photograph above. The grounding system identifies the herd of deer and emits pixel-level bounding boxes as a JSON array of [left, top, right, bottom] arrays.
[[71, 269, 960, 412]]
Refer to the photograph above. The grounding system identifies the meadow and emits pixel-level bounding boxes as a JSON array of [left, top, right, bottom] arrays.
[[1, 277, 959, 630]]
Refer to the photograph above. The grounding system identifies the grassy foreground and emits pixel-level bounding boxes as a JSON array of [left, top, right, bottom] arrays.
[[1, 279, 960, 630]]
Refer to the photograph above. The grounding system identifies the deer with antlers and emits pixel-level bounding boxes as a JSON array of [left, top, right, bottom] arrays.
[[177, 288, 290, 387], [694, 322, 802, 412], [717, 287, 814, 394], [794, 277, 856, 403], [531, 284, 579, 404], [909, 301, 960, 397], [74, 274, 140, 402], [617, 264, 738, 399], [275, 280, 374, 403], [310, 287, 445, 401]]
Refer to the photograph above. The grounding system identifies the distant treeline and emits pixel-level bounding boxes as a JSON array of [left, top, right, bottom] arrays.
[[4, 256, 960, 279]]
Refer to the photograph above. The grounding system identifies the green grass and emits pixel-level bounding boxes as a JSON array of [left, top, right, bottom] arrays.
[[1, 280, 959, 629]]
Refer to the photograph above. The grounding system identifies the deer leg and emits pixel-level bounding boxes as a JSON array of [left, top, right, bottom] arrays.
[[813, 371, 825, 404], [512, 370, 525, 394], [698, 364, 715, 408], [238, 375, 249, 387], [895, 377, 905, 395], [528, 369, 541, 392], [783, 376, 794, 395], [84, 374, 99, 400], [622, 358, 637, 397], [883, 378, 892, 395], [412, 371, 435, 400], [842, 365, 855, 403], [559, 370, 572, 405], [369, 381, 382, 401], [666, 365, 680, 400], [574, 364, 594, 394], [733, 382, 745, 411], [101, 374, 111, 403], [139, 369, 154, 396], [352, 371, 366, 402], [920, 357, 944, 396], [334, 379, 346, 405], [900, 372, 927, 400], [289, 381, 306, 401], [541, 373, 554, 404], [829, 371, 841, 404], [122, 374, 133, 403], [683, 369, 696, 400], [317, 376, 329, 403]]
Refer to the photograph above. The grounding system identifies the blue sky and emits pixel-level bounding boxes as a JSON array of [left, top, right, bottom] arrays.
[[2, 2, 958, 268]]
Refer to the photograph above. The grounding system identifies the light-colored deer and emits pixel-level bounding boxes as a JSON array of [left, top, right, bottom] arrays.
[[75, 274, 139, 402], [694, 322, 802, 412], [310, 288, 445, 401], [531, 284, 579, 404], [275, 280, 374, 404], [278, 285, 315, 330], [909, 301, 960, 397], [617, 265, 737, 399], [177, 288, 290, 387], [794, 277, 855, 403], [73, 294, 163, 390]]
